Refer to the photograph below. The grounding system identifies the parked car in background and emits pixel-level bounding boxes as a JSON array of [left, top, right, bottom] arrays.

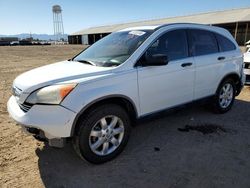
[[244, 48, 250, 84], [10, 41, 20, 46], [245, 40, 250, 50], [8, 23, 245, 164]]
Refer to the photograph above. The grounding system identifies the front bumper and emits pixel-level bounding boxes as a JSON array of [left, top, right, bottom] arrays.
[[7, 96, 76, 139]]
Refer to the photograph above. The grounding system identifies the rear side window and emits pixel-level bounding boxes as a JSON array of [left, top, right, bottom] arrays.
[[188, 29, 219, 56], [215, 34, 236, 52]]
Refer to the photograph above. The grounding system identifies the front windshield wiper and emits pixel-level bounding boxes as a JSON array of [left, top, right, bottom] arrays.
[[102, 62, 120, 67], [73, 59, 97, 66]]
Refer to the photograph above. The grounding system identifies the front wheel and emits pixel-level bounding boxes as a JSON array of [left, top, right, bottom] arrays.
[[212, 78, 236, 113], [73, 104, 131, 164]]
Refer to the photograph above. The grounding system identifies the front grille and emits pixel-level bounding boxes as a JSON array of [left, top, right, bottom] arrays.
[[246, 75, 250, 83], [12, 86, 22, 98], [18, 103, 33, 113], [244, 62, 250, 69], [12, 85, 33, 112]]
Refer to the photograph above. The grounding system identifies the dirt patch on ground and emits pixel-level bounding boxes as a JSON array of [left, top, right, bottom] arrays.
[[0, 45, 83, 187], [1, 45, 250, 188]]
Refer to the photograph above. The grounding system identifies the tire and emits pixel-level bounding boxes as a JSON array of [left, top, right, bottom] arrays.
[[212, 78, 236, 114], [73, 104, 131, 164]]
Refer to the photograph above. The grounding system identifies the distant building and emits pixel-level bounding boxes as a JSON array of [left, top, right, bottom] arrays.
[[0, 37, 18, 42], [68, 8, 250, 46], [0, 37, 19, 45]]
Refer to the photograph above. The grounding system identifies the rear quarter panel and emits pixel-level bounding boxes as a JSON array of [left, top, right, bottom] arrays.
[[214, 50, 243, 92]]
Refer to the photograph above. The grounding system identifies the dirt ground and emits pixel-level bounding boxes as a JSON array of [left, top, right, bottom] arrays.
[[0, 45, 250, 188]]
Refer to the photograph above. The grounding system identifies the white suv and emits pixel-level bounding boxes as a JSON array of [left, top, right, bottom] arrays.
[[8, 23, 245, 163]]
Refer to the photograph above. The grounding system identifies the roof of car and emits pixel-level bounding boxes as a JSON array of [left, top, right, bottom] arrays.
[[119, 23, 209, 32]]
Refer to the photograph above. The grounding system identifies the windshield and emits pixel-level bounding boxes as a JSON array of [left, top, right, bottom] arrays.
[[73, 30, 153, 67]]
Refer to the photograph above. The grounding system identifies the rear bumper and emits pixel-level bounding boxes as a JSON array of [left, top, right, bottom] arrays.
[[7, 96, 77, 139]]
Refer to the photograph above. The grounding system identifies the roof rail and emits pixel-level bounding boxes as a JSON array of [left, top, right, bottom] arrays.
[[154, 23, 208, 31]]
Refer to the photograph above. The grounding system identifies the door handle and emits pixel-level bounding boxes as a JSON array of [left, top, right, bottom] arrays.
[[218, 56, 225, 61], [181, 62, 193, 67]]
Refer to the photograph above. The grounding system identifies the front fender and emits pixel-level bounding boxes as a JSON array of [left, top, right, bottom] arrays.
[[61, 70, 140, 117]]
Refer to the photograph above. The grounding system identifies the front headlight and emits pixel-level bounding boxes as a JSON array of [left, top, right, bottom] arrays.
[[25, 83, 77, 104]]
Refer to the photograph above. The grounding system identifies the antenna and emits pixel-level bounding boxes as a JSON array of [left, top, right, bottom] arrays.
[[52, 5, 64, 42]]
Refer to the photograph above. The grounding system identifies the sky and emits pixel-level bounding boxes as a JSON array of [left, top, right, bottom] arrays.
[[0, 0, 250, 35]]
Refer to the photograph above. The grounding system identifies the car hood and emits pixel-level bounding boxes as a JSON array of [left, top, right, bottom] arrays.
[[13, 60, 113, 93], [244, 52, 250, 62]]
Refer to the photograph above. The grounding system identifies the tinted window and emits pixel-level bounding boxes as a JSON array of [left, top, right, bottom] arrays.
[[216, 34, 236, 52], [189, 29, 218, 56], [146, 30, 188, 61]]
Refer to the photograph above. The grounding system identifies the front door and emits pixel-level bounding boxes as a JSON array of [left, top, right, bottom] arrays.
[[137, 29, 195, 115]]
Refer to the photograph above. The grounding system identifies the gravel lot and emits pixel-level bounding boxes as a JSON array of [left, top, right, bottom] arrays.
[[0, 45, 250, 188]]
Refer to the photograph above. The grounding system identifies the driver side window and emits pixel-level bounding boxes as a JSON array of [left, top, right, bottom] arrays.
[[147, 29, 189, 62]]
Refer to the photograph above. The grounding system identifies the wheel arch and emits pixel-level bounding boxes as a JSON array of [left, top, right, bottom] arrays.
[[217, 72, 241, 95], [70, 95, 138, 136]]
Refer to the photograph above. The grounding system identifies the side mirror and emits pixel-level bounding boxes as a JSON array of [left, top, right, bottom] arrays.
[[144, 53, 168, 66]]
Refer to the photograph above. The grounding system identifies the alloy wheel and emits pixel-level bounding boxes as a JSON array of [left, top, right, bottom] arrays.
[[88, 115, 125, 156], [219, 83, 233, 108]]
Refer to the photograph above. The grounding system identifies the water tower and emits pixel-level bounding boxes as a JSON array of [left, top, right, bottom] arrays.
[[52, 5, 64, 41]]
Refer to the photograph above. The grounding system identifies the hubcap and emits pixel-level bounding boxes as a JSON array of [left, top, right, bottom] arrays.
[[89, 115, 124, 156], [219, 83, 233, 108]]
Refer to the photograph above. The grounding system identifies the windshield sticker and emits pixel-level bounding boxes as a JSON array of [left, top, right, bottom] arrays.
[[128, 31, 146, 36]]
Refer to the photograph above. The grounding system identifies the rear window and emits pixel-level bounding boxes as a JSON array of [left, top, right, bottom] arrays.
[[215, 34, 236, 52], [188, 29, 219, 56]]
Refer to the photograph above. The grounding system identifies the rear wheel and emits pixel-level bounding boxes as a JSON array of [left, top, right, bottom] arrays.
[[73, 104, 131, 164], [212, 78, 236, 113]]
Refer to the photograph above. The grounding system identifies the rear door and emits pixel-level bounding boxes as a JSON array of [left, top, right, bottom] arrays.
[[188, 29, 222, 99], [137, 29, 195, 115]]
